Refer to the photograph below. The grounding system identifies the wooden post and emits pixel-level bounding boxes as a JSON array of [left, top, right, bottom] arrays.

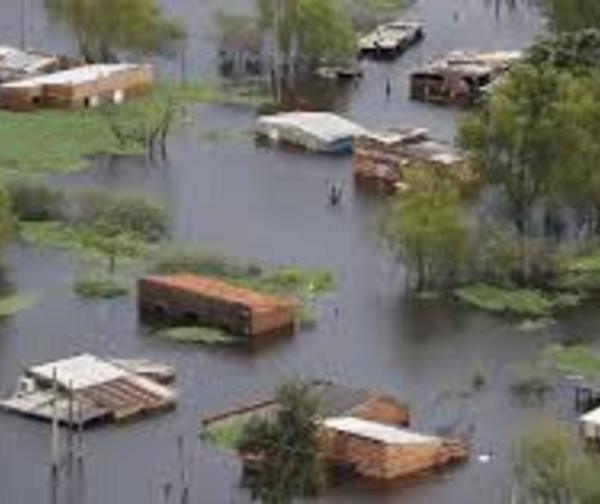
[[51, 368, 60, 473]]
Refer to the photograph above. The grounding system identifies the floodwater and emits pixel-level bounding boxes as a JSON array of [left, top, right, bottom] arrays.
[[0, 1, 587, 504]]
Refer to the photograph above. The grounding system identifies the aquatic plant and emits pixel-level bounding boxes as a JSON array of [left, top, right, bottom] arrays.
[[155, 326, 241, 345], [73, 275, 129, 299], [544, 344, 600, 378], [5, 178, 64, 222]]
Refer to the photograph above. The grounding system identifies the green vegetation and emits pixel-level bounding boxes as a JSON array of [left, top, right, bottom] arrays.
[[539, 0, 600, 32], [544, 344, 600, 378], [45, 0, 185, 62], [512, 420, 600, 504], [508, 362, 554, 400], [73, 274, 129, 299], [0, 293, 38, 317], [379, 171, 473, 292], [155, 326, 241, 345], [238, 380, 325, 503], [0, 81, 269, 176], [455, 284, 581, 317], [203, 412, 258, 451], [5, 178, 64, 221]]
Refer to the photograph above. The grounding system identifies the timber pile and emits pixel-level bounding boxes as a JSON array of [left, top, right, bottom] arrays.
[[139, 274, 298, 337]]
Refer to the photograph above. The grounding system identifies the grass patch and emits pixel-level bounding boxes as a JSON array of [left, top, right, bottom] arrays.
[[73, 275, 129, 299], [155, 326, 242, 345], [202, 413, 255, 450], [0, 293, 37, 317], [455, 283, 582, 318], [544, 344, 600, 378], [0, 80, 270, 175], [20, 221, 148, 260]]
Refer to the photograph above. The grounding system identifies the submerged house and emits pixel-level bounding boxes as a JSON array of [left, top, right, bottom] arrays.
[[0, 63, 153, 111], [359, 21, 424, 58], [0, 354, 176, 428], [321, 417, 467, 480], [0, 46, 63, 83], [139, 274, 298, 338], [201, 380, 467, 481], [410, 50, 521, 106], [353, 128, 467, 192], [255, 112, 367, 154]]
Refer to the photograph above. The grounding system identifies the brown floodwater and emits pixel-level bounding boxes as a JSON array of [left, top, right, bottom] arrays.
[[1, 1, 589, 504]]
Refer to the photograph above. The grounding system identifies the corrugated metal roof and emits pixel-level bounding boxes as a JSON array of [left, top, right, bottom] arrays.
[[28, 354, 129, 391], [323, 417, 440, 445], [257, 112, 367, 145]]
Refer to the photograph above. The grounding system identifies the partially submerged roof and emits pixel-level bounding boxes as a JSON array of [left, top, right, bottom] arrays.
[[310, 381, 382, 418], [28, 353, 129, 391], [401, 139, 463, 165], [417, 50, 522, 78], [256, 112, 367, 145], [142, 274, 294, 312], [323, 417, 440, 445], [1, 63, 145, 89]]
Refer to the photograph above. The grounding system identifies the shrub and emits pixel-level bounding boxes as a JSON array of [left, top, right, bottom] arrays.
[[73, 275, 129, 299], [147, 246, 262, 279], [69, 189, 168, 242], [6, 178, 64, 221]]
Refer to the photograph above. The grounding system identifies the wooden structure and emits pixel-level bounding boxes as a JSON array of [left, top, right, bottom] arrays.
[[359, 21, 424, 59], [320, 417, 468, 480], [201, 380, 410, 430], [255, 112, 367, 154], [139, 274, 298, 338], [353, 128, 468, 192], [0, 63, 153, 111], [0, 354, 176, 428], [410, 50, 521, 106]]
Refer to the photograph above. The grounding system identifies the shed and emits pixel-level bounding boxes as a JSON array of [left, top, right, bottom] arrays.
[[353, 129, 467, 192], [320, 417, 468, 480], [139, 274, 298, 337], [0, 63, 153, 111], [0, 354, 176, 428], [410, 50, 521, 106], [359, 21, 424, 58], [255, 112, 367, 154]]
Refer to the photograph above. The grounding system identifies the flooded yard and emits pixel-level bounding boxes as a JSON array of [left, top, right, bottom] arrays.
[[0, 1, 587, 503]]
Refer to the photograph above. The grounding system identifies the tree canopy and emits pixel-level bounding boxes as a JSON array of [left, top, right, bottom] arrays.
[[45, 0, 185, 62]]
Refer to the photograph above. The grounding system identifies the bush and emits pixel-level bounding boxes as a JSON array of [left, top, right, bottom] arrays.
[[73, 275, 129, 299], [147, 246, 262, 279], [6, 178, 64, 221], [69, 189, 168, 242]]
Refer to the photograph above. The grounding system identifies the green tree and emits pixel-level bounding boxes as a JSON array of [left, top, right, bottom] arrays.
[[527, 29, 600, 74], [237, 380, 325, 504], [539, 0, 600, 32], [45, 0, 185, 62], [459, 64, 566, 279], [512, 420, 600, 504], [379, 170, 473, 292]]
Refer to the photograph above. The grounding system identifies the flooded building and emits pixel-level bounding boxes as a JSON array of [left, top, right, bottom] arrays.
[[255, 112, 367, 154], [0, 354, 176, 428], [359, 21, 424, 58], [410, 50, 521, 106], [0, 63, 153, 111], [0, 46, 63, 83], [321, 417, 468, 480], [139, 274, 298, 337], [353, 128, 467, 192]]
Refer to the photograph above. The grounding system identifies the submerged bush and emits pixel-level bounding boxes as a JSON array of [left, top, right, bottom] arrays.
[[147, 246, 263, 279], [6, 178, 64, 221], [69, 189, 168, 242]]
